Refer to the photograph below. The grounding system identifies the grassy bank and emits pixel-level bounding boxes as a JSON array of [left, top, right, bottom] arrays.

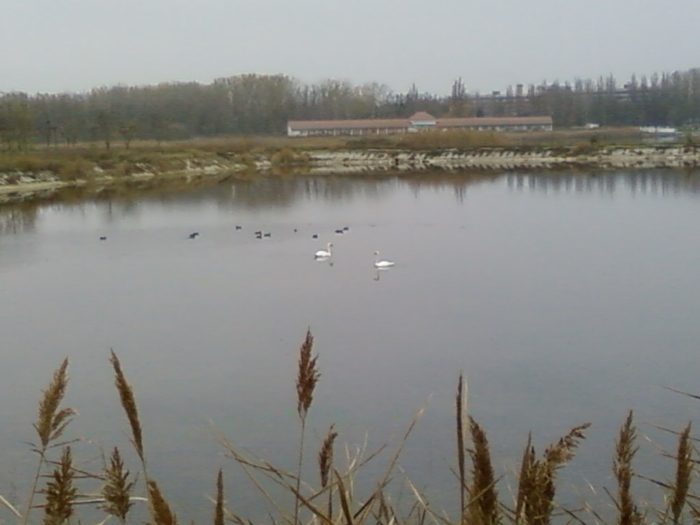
[[1, 329, 697, 525], [0, 127, 664, 182]]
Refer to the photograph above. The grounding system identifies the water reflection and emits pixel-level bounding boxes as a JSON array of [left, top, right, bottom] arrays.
[[0, 204, 41, 269], [1, 169, 700, 523], [373, 267, 392, 281], [506, 171, 700, 197], [2, 171, 699, 239], [0, 203, 39, 235]]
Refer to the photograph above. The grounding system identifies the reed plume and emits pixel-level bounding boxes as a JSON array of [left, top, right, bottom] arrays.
[[319, 424, 338, 519], [25, 359, 76, 525], [42, 446, 77, 525], [669, 422, 693, 525], [294, 328, 320, 525], [100, 446, 135, 524], [214, 469, 224, 525], [514, 433, 536, 525], [467, 417, 499, 525], [613, 411, 641, 525], [296, 328, 319, 420], [147, 480, 177, 525], [515, 423, 590, 525], [110, 349, 145, 464], [33, 359, 75, 451], [318, 424, 337, 489]]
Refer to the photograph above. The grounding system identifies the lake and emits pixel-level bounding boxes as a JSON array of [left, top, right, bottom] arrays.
[[1, 170, 699, 523]]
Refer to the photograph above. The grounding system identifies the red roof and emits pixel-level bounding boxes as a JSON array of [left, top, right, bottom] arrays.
[[288, 118, 410, 130], [409, 112, 436, 121]]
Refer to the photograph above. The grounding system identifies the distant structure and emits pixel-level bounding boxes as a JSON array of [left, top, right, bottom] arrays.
[[638, 126, 679, 137], [287, 112, 553, 137]]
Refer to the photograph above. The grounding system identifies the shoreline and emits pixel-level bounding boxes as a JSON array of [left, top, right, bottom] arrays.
[[1, 145, 698, 205]]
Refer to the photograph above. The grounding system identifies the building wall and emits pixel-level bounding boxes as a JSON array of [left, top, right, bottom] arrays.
[[288, 120, 552, 136]]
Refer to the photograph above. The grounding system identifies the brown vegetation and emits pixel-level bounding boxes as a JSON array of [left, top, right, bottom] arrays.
[[0, 127, 666, 187], [0, 331, 698, 525], [397, 129, 511, 150]]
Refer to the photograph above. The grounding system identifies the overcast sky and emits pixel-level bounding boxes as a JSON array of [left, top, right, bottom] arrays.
[[1, 0, 698, 96]]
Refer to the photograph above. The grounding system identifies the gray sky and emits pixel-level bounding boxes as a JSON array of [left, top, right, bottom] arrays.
[[1, 0, 698, 96]]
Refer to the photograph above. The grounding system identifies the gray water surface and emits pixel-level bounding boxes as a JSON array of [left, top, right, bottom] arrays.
[[1, 171, 699, 522]]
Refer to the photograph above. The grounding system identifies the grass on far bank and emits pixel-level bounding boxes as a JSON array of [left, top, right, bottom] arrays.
[[0, 126, 686, 183], [1, 328, 698, 525]]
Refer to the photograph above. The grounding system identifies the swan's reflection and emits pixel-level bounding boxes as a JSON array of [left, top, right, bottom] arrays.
[[315, 256, 333, 267], [373, 267, 392, 281]]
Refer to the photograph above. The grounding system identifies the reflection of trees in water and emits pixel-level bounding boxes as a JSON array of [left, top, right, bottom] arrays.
[[506, 171, 700, 197], [5, 171, 700, 232], [403, 172, 501, 203], [0, 203, 39, 235], [32, 173, 491, 225]]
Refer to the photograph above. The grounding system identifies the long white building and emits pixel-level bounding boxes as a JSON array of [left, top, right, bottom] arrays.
[[287, 112, 553, 137]]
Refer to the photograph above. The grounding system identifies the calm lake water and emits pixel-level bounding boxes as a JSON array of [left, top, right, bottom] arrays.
[[1, 171, 700, 522]]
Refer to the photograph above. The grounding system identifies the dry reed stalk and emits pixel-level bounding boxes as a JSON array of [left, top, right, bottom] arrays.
[[467, 417, 499, 525], [24, 359, 76, 525], [42, 446, 77, 525], [100, 447, 135, 524], [375, 492, 394, 525], [456, 373, 467, 522], [332, 468, 383, 525], [404, 477, 452, 525], [0, 493, 21, 519], [294, 328, 320, 525], [613, 411, 641, 525], [109, 349, 145, 464], [214, 469, 224, 525], [220, 436, 298, 523], [147, 480, 177, 525], [318, 424, 338, 519], [669, 422, 693, 524]]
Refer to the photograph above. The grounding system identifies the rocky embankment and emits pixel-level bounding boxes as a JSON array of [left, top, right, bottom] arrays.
[[307, 145, 700, 174], [1, 146, 698, 204]]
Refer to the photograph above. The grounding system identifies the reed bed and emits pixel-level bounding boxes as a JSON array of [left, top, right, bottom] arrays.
[[0, 330, 698, 525], [0, 127, 674, 184]]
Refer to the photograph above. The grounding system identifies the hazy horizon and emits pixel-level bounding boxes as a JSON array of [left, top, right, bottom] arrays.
[[1, 0, 699, 96]]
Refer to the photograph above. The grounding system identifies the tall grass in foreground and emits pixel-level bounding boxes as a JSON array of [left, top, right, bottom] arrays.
[[0, 330, 698, 525]]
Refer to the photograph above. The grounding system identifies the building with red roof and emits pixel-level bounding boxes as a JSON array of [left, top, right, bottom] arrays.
[[287, 112, 552, 137]]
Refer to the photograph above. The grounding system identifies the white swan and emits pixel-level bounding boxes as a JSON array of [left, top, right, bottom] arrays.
[[374, 251, 394, 268], [315, 243, 333, 258]]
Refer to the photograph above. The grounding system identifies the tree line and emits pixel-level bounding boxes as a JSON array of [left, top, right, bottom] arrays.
[[1, 67, 699, 149]]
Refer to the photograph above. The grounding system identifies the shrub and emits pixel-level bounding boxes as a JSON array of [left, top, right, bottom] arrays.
[[57, 159, 93, 181], [271, 148, 309, 166]]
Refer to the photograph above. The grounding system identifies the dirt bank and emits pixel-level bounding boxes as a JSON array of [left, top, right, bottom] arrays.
[[1, 145, 698, 205]]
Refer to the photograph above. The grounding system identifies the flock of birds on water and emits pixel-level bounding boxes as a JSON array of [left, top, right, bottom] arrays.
[[98, 225, 395, 269]]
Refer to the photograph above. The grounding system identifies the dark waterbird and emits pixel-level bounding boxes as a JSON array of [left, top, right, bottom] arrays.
[[99, 236, 107, 241], [312, 234, 318, 239], [235, 225, 243, 230], [189, 232, 200, 239]]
